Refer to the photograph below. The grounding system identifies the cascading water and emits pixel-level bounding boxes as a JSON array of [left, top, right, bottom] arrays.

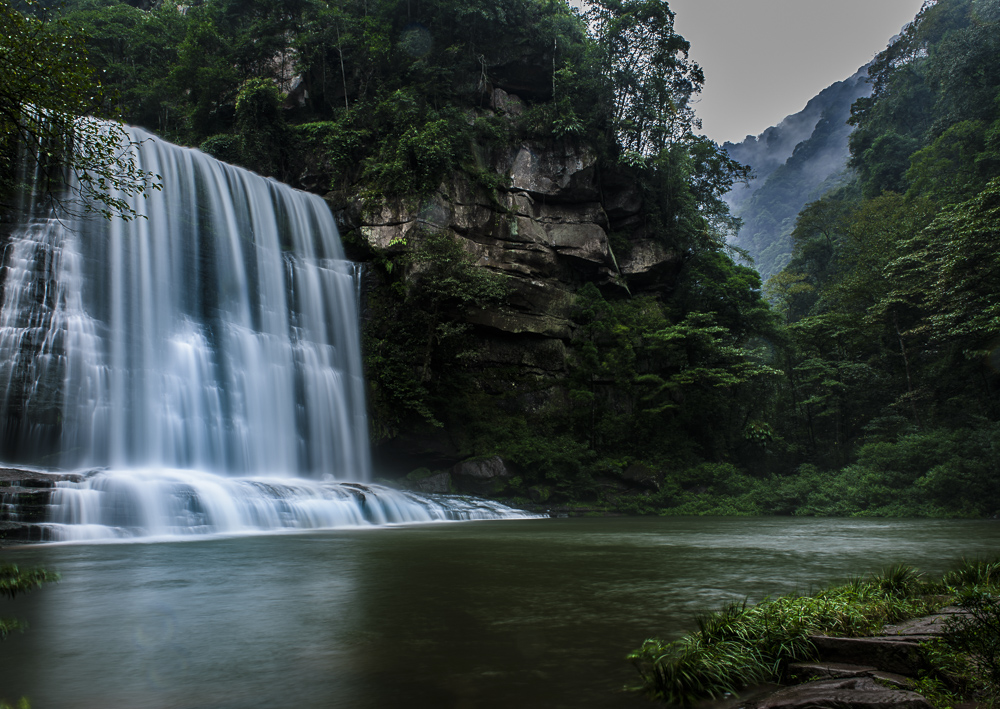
[[0, 126, 535, 540]]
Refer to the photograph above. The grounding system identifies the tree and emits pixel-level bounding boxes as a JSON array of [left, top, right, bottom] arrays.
[[586, 0, 703, 157], [0, 0, 158, 219]]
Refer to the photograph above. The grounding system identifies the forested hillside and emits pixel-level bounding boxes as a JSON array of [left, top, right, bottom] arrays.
[[3, 0, 999, 517], [3, 0, 775, 505], [761, 0, 1000, 516]]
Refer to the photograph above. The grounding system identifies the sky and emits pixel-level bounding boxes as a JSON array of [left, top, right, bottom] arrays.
[[663, 0, 928, 145]]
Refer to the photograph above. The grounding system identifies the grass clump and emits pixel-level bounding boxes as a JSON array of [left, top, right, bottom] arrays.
[[942, 556, 1000, 589], [628, 564, 935, 705]]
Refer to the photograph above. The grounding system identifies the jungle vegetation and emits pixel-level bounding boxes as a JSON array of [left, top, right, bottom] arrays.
[[2, 0, 998, 517]]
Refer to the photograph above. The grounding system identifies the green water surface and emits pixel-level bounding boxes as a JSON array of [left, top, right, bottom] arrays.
[[1, 516, 998, 708]]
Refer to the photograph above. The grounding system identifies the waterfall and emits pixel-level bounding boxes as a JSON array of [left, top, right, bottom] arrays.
[[0, 127, 535, 540]]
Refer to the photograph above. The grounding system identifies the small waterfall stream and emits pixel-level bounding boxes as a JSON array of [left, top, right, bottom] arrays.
[[0, 127, 534, 540]]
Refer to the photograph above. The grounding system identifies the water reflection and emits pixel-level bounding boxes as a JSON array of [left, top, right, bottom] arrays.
[[1, 517, 998, 708]]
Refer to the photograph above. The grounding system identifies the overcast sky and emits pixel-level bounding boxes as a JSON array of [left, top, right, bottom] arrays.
[[663, 0, 927, 144]]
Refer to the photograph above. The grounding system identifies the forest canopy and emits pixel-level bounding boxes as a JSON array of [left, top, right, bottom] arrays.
[[5, 0, 997, 517]]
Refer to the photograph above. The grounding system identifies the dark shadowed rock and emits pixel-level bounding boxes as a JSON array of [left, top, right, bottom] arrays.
[[810, 636, 928, 675], [787, 662, 914, 689], [751, 677, 932, 709], [621, 463, 661, 490], [413, 472, 451, 494], [490, 88, 524, 117], [450, 456, 512, 495], [617, 237, 682, 289]]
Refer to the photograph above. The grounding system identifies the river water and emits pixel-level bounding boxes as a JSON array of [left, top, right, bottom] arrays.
[[1, 516, 997, 708]]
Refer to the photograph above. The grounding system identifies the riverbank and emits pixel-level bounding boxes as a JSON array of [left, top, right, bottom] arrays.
[[630, 559, 1000, 708]]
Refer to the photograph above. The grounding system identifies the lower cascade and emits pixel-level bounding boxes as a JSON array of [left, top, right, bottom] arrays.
[[0, 127, 533, 541], [42, 469, 536, 542]]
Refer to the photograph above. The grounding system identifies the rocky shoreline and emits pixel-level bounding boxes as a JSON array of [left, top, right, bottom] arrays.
[[721, 607, 980, 709]]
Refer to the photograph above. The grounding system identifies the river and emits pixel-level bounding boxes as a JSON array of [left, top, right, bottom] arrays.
[[1, 516, 997, 708]]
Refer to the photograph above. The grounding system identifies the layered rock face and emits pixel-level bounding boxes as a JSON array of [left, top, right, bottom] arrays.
[[329, 94, 682, 467]]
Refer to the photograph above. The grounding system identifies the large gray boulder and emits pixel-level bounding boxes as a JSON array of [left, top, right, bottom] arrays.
[[510, 143, 599, 201], [412, 472, 452, 494], [450, 456, 513, 495]]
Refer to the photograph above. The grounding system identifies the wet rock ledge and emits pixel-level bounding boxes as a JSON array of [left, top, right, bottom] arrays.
[[0, 468, 81, 543], [732, 607, 978, 709]]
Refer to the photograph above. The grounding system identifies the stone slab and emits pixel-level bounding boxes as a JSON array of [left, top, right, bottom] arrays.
[[786, 662, 914, 690], [883, 614, 951, 637], [751, 677, 932, 709], [810, 635, 928, 675]]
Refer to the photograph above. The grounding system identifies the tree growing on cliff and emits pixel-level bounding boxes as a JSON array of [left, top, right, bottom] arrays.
[[0, 0, 158, 219], [587, 0, 703, 158]]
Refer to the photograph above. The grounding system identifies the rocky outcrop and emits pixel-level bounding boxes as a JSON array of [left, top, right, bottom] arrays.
[[329, 89, 682, 471], [0, 468, 82, 542], [412, 471, 452, 494], [449, 456, 512, 496]]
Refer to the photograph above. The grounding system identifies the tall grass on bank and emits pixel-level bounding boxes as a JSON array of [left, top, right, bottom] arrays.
[[628, 563, 939, 705]]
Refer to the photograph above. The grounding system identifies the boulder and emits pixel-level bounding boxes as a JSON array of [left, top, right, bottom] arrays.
[[450, 456, 513, 495], [510, 143, 599, 201], [618, 237, 681, 289], [413, 472, 452, 495], [751, 677, 932, 709], [490, 88, 525, 117]]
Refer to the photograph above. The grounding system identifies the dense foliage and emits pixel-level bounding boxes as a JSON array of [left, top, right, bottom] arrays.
[[749, 0, 1000, 518], [10, 0, 997, 516]]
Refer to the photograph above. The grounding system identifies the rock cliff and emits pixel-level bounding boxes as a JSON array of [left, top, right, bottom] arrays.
[[328, 91, 683, 471]]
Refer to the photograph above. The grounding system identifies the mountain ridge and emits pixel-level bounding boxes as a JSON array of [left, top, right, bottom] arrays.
[[723, 67, 872, 278]]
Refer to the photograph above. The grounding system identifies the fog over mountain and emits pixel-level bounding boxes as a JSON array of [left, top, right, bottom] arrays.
[[723, 67, 873, 279]]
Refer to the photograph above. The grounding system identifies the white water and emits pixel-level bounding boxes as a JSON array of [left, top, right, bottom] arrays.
[[0, 127, 532, 540], [42, 469, 536, 542]]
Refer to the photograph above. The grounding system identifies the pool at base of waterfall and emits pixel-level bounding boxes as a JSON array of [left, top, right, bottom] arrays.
[[2, 516, 999, 708]]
